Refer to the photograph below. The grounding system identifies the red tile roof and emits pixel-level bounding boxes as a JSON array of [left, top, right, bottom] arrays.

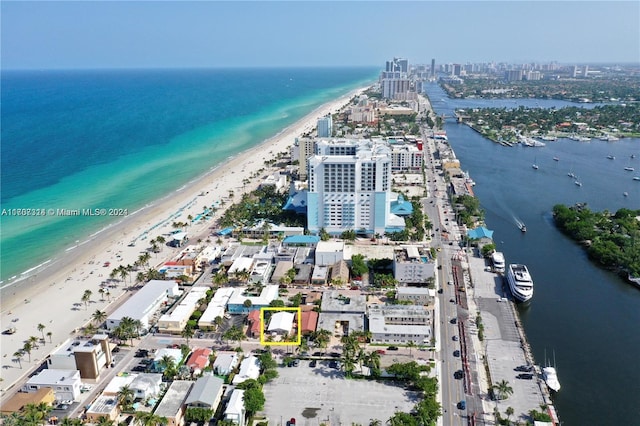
[[301, 311, 318, 334], [186, 347, 212, 370]]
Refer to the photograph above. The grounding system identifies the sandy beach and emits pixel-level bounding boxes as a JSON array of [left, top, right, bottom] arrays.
[[0, 86, 366, 397]]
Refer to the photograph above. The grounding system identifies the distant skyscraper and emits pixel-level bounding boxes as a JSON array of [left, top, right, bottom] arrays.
[[317, 115, 333, 138], [386, 57, 409, 73], [431, 58, 436, 78]]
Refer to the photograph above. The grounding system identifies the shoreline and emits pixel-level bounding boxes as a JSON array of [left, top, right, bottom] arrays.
[[0, 85, 368, 395]]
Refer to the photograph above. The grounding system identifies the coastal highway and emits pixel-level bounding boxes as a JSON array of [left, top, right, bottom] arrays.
[[421, 130, 468, 425]]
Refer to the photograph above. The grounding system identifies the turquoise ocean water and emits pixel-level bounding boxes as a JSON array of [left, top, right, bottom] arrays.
[[0, 68, 378, 285]]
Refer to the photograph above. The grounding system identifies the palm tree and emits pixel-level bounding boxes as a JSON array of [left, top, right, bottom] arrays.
[[135, 411, 168, 426], [116, 385, 135, 412], [98, 287, 105, 301], [59, 418, 84, 426], [406, 340, 416, 358], [95, 416, 115, 426], [136, 272, 146, 285], [81, 289, 93, 309], [312, 329, 331, 354], [13, 351, 23, 369], [155, 235, 166, 250], [213, 271, 229, 287], [369, 420, 382, 426], [181, 325, 195, 346], [223, 326, 246, 350], [92, 310, 107, 327], [367, 350, 381, 376], [492, 379, 514, 400], [505, 406, 515, 423], [28, 335, 39, 349], [37, 323, 46, 342], [158, 354, 177, 379], [211, 316, 223, 331], [21, 403, 50, 425], [22, 342, 33, 362], [83, 323, 97, 337], [118, 266, 129, 284], [46, 331, 52, 343]]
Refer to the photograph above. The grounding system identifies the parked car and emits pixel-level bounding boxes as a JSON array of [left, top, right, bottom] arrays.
[[329, 361, 339, 369], [387, 346, 399, 351], [517, 373, 534, 380], [452, 336, 459, 341], [458, 400, 466, 410], [454, 370, 464, 379], [453, 350, 460, 357], [309, 360, 317, 367], [112, 346, 120, 353], [376, 349, 386, 355], [450, 318, 457, 324]]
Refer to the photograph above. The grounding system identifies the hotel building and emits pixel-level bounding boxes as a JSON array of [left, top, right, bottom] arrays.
[[306, 138, 405, 236]]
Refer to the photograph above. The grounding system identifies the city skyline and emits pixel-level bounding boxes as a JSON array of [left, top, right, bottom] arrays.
[[2, 1, 638, 70]]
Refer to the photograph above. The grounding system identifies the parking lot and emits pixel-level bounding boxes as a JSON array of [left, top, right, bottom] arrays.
[[262, 359, 420, 425]]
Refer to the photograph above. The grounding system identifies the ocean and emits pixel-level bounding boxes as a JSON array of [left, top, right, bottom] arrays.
[[424, 83, 640, 425], [0, 67, 378, 284]]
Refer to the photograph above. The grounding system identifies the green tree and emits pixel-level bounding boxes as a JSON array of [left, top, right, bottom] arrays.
[[135, 411, 169, 426], [181, 325, 195, 346], [81, 289, 93, 309], [13, 351, 24, 369], [185, 407, 214, 423], [223, 325, 246, 350], [37, 323, 46, 341], [492, 379, 514, 400], [244, 387, 266, 416], [116, 385, 135, 412], [92, 309, 107, 326]]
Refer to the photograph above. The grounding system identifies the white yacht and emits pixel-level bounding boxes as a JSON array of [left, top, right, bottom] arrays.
[[506, 264, 534, 302], [543, 366, 561, 392], [491, 252, 506, 273]]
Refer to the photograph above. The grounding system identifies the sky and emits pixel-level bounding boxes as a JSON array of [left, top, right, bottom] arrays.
[[1, 1, 638, 70]]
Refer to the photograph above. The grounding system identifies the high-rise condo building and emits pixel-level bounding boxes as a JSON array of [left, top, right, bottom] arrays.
[[386, 58, 409, 73], [306, 139, 405, 236], [431, 58, 436, 78], [317, 115, 333, 137]]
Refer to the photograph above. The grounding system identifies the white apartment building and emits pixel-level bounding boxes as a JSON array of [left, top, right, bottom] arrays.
[[367, 305, 432, 345], [391, 144, 424, 172], [393, 246, 435, 284], [306, 138, 405, 236]]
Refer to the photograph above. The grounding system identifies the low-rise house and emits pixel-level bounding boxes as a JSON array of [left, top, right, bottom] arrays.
[[186, 348, 212, 375], [247, 310, 261, 338], [154, 380, 193, 426], [315, 241, 345, 265], [267, 311, 295, 335], [330, 260, 350, 285], [396, 286, 431, 305], [224, 389, 246, 425], [22, 369, 81, 402], [185, 376, 224, 416], [292, 264, 313, 285], [0, 388, 55, 415], [232, 356, 261, 385], [130, 374, 163, 400], [213, 351, 240, 376], [85, 395, 119, 423], [300, 311, 319, 335], [311, 265, 329, 285]]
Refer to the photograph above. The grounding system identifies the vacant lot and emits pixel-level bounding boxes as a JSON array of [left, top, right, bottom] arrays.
[[262, 359, 420, 425]]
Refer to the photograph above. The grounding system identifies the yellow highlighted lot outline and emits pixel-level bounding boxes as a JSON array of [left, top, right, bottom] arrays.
[[259, 306, 302, 346]]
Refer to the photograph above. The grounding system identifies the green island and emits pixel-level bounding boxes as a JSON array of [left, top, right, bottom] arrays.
[[458, 104, 640, 144], [442, 76, 640, 102], [552, 204, 640, 281]]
